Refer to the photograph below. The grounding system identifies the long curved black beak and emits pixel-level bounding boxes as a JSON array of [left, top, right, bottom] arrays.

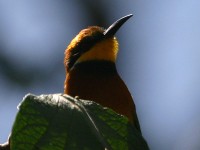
[[103, 14, 133, 37]]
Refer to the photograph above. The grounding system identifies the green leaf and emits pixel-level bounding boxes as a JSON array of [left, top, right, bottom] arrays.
[[10, 94, 149, 150]]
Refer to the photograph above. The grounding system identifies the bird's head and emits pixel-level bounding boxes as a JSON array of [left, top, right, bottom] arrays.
[[64, 14, 133, 71]]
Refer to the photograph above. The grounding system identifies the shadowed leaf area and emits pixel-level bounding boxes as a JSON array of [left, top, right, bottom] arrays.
[[9, 94, 149, 150]]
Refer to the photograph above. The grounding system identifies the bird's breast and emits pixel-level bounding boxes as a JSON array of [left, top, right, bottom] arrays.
[[64, 61, 135, 122]]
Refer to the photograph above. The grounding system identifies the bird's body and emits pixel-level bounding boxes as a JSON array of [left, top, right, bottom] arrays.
[[64, 15, 141, 132], [65, 61, 136, 124]]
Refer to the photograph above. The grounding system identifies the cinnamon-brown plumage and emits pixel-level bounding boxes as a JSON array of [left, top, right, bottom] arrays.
[[64, 14, 141, 132]]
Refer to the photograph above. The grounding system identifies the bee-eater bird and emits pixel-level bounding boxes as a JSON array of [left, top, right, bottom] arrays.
[[64, 14, 141, 132]]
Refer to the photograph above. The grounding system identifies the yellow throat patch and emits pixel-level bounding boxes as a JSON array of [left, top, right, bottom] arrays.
[[76, 37, 119, 63]]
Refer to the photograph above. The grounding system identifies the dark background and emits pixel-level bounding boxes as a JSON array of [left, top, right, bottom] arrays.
[[1, 1, 200, 149]]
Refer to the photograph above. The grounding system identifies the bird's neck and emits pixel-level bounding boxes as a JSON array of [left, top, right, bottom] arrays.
[[70, 60, 117, 75], [76, 37, 119, 64]]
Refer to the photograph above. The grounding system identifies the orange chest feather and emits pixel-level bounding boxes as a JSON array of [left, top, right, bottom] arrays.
[[64, 66, 135, 122]]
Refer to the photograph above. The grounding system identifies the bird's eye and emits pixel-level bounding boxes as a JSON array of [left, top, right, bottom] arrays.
[[67, 32, 104, 70]]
